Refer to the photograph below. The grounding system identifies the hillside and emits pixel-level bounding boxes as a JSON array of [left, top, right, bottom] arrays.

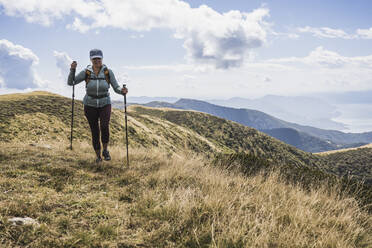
[[131, 105, 324, 169], [0, 91, 222, 155], [1, 91, 372, 246], [321, 146, 372, 184], [132, 105, 372, 188], [317, 143, 372, 155], [2, 91, 372, 185], [1, 141, 372, 247], [0, 91, 321, 168], [262, 128, 364, 153]]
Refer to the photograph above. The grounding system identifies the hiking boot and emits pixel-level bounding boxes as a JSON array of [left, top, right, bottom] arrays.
[[96, 157, 103, 163], [102, 150, 111, 161]]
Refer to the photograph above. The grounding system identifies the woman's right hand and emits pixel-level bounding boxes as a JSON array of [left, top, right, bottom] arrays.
[[71, 61, 77, 70], [121, 87, 128, 95]]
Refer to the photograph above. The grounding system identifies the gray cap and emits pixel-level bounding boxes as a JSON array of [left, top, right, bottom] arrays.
[[90, 49, 103, 59]]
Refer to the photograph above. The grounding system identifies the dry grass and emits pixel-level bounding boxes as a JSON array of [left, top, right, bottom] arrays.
[[0, 140, 371, 247], [0, 91, 60, 102], [316, 143, 372, 156]]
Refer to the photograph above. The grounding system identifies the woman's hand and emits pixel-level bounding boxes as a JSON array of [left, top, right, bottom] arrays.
[[71, 61, 77, 70], [121, 87, 128, 95]]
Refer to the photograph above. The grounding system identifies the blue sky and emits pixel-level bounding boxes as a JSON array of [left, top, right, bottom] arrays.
[[1, 0, 372, 131]]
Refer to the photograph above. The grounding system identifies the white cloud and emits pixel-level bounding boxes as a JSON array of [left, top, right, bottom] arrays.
[[0, 39, 42, 89], [249, 47, 372, 97], [129, 34, 145, 39], [357, 27, 372, 39], [0, 0, 102, 26], [175, 7, 269, 68], [53, 51, 73, 79], [298, 26, 355, 39], [119, 46, 372, 99], [270, 30, 299, 39], [0, 43, 82, 100], [0, 77, 5, 88], [263, 76, 271, 82], [297, 26, 372, 40], [122, 64, 207, 72], [267, 46, 372, 68], [50, 51, 89, 100], [0, 0, 270, 69], [287, 33, 300, 39], [66, 18, 91, 33]]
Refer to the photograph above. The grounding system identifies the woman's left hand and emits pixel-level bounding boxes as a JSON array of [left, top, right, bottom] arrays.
[[121, 87, 128, 95]]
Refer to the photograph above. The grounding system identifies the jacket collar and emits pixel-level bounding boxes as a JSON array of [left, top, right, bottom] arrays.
[[86, 64, 107, 73]]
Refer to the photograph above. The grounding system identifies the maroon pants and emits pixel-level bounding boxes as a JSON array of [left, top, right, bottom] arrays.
[[84, 104, 111, 151]]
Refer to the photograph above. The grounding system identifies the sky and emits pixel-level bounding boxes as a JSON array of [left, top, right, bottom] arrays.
[[1, 0, 372, 131]]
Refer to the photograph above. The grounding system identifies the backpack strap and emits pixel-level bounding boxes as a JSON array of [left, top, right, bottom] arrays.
[[85, 67, 111, 88], [85, 69, 91, 88], [103, 67, 111, 88]]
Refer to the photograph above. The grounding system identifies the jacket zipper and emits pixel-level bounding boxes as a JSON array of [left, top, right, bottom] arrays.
[[96, 72, 99, 107]]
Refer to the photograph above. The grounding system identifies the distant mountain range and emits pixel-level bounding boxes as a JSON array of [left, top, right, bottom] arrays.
[[208, 95, 346, 130], [138, 98, 370, 153], [115, 92, 372, 132], [126, 96, 178, 104]]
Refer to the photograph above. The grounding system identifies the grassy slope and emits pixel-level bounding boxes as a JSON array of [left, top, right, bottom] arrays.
[[2, 91, 372, 184], [321, 147, 372, 184], [0, 91, 322, 167], [131, 106, 323, 167], [316, 143, 372, 184], [1, 91, 372, 246], [0, 91, 223, 155], [0, 141, 371, 247], [317, 143, 372, 155]]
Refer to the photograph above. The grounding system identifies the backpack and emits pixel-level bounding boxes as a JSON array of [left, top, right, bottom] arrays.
[[85, 67, 111, 88]]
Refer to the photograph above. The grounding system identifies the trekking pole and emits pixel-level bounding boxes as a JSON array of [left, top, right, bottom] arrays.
[[70, 64, 76, 150], [123, 84, 129, 167]]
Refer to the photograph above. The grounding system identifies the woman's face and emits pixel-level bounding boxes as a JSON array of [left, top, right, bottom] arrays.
[[91, 58, 102, 68]]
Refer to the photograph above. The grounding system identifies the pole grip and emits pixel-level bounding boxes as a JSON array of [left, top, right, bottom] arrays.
[[123, 84, 127, 103]]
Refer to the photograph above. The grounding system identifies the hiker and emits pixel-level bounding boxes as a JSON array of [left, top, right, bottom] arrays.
[[67, 49, 128, 163]]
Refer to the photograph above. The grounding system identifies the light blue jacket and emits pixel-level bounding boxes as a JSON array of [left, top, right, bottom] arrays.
[[67, 64, 125, 108]]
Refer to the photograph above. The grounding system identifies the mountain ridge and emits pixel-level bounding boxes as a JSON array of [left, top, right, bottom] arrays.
[[142, 98, 369, 152]]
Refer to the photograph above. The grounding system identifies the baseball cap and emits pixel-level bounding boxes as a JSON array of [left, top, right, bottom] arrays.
[[90, 49, 103, 59]]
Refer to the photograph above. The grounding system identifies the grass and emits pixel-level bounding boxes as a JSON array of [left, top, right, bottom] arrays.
[[0, 140, 372, 247], [0, 91, 224, 155], [213, 152, 372, 213], [320, 147, 372, 184], [316, 143, 372, 155], [3, 90, 372, 185], [131, 106, 325, 167], [1, 91, 372, 247]]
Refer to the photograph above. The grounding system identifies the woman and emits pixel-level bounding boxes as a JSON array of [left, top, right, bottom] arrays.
[[67, 49, 128, 163]]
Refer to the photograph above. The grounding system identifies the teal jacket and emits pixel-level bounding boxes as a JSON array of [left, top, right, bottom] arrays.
[[67, 64, 125, 108]]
